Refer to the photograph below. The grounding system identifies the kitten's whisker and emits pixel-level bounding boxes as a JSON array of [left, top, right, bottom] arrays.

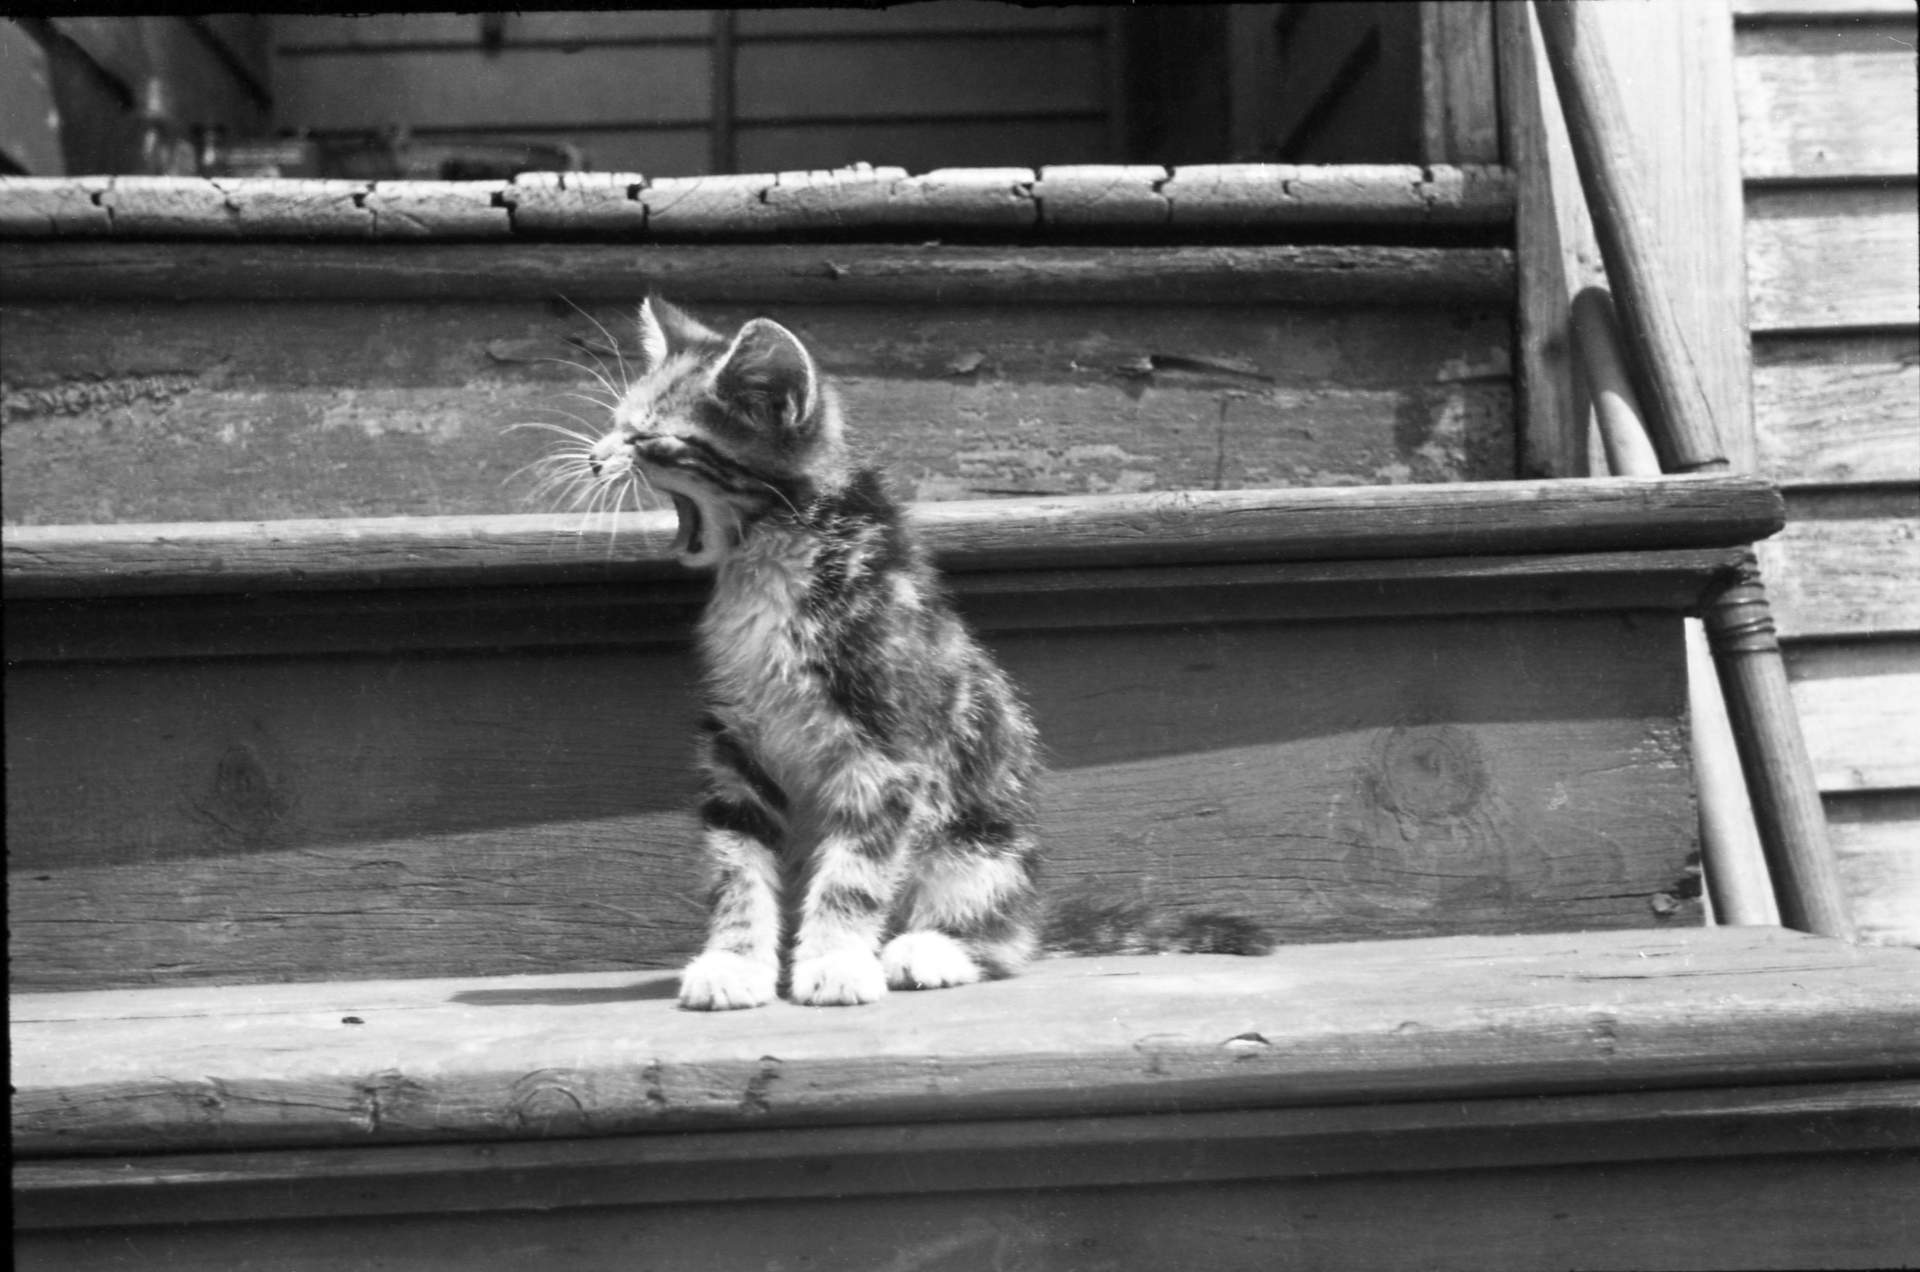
[[560, 296, 634, 393], [534, 355, 622, 405]]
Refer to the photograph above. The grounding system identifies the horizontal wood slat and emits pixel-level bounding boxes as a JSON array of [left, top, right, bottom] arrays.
[[733, 36, 1105, 122], [0, 240, 1515, 304], [0, 476, 1785, 599], [1828, 790, 1920, 947], [1760, 497, 1920, 641], [3, 609, 1705, 990], [18, 1079, 1920, 1230], [1786, 639, 1920, 793], [0, 167, 1517, 239], [1751, 332, 1920, 488], [1745, 184, 1920, 332], [1735, 21, 1919, 181], [0, 298, 1514, 523], [1734, 0, 1916, 18], [12, 927, 1918, 1155]]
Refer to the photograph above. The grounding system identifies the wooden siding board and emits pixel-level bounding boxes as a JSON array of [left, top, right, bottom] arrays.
[[1828, 790, 1920, 947], [737, 4, 1104, 38], [1736, 21, 1920, 181], [1745, 183, 1920, 332], [1751, 332, 1920, 488], [1761, 494, 1920, 641], [273, 46, 713, 132], [1786, 639, 1920, 792]]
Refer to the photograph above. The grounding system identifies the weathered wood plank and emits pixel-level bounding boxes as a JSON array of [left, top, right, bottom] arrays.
[[18, 1081, 1919, 1229], [274, 45, 712, 131], [16, 1151, 1920, 1272], [1745, 184, 1920, 332], [1752, 332, 1920, 487], [1419, 1, 1501, 163], [1535, 0, 1751, 474], [733, 34, 1103, 121], [1736, 21, 1920, 181], [0, 240, 1516, 304], [1734, 0, 1916, 21], [0, 297, 1515, 523], [5, 611, 1703, 990], [1787, 639, 1920, 792], [1, 167, 1514, 239], [1828, 790, 1920, 947], [0, 549, 1749, 665], [1761, 492, 1920, 640], [274, 12, 714, 48], [12, 928, 1918, 1155], [0, 476, 1784, 598]]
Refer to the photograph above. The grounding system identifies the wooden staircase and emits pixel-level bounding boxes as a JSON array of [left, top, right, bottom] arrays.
[[6, 6, 1917, 1268]]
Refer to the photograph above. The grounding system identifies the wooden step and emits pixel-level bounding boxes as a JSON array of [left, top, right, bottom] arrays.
[[5, 477, 1779, 993], [12, 927, 1920, 1268]]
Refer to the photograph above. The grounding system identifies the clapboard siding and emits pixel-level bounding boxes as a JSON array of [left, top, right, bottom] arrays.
[[1758, 494, 1920, 641], [1744, 184, 1920, 333], [1751, 332, 1920, 488], [1735, 22, 1918, 181], [1736, 0, 1919, 944], [1828, 791, 1920, 947]]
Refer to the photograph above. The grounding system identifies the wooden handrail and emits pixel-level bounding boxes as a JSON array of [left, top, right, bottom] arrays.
[[1538, 3, 1853, 940]]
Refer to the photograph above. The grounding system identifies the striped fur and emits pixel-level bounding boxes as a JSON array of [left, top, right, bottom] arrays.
[[583, 298, 1042, 1009]]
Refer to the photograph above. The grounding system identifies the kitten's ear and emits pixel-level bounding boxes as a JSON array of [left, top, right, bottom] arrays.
[[636, 295, 718, 372], [712, 318, 820, 431]]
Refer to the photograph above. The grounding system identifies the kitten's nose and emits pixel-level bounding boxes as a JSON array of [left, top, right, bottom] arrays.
[[587, 457, 603, 477]]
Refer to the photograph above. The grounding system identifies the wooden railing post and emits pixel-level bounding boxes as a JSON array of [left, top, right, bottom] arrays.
[[1535, 1, 1853, 938]]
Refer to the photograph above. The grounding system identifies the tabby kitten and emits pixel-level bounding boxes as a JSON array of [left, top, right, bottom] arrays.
[[582, 297, 1042, 1010]]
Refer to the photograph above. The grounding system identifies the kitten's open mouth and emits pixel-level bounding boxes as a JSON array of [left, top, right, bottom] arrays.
[[667, 489, 740, 570]]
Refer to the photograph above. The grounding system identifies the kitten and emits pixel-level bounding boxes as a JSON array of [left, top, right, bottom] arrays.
[[582, 297, 1043, 1009]]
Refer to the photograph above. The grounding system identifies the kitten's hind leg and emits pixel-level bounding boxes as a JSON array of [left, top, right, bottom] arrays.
[[884, 836, 1041, 991]]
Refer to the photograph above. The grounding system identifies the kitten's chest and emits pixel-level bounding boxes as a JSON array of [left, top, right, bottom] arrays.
[[698, 535, 829, 730]]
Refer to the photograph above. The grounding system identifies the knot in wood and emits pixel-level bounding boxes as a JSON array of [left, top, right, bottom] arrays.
[[1371, 722, 1489, 823]]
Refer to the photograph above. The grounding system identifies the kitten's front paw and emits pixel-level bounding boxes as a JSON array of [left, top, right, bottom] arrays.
[[679, 951, 777, 1011], [882, 931, 983, 990], [788, 948, 888, 1006]]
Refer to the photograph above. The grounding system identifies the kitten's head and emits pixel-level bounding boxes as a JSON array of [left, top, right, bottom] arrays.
[[586, 296, 845, 569]]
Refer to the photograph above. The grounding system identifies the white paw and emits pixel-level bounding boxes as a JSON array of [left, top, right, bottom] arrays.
[[788, 948, 888, 1006], [678, 951, 777, 1011], [882, 931, 983, 991]]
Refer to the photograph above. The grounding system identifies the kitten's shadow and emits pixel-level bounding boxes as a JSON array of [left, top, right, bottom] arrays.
[[452, 975, 680, 1007]]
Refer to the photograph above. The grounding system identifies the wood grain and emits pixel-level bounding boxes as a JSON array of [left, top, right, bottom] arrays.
[[1419, 1, 1501, 163], [0, 240, 1516, 303], [1787, 639, 1920, 792], [18, 1080, 1918, 1228], [15, 1151, 1919, 1272], [1533, 0, 1749, 474], [0, 476, 1784, 598], [11, 928, 1918, 1155], [1736, 21, 1920, 181], [6, 611, 1702, 990], [1828, 790, 1920, 947], [1751, 332, 1920, 488], [1760, 496, 1920, 640], [0, 297, 1515, 523], [1745, 184, 1920, 332]]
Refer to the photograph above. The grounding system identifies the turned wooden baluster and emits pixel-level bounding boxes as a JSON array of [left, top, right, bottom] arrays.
[[1536, 1, 1853, 938]]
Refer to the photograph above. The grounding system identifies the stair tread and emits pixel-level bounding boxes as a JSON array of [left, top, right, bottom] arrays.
[[13, 926, 1918, 1157]]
